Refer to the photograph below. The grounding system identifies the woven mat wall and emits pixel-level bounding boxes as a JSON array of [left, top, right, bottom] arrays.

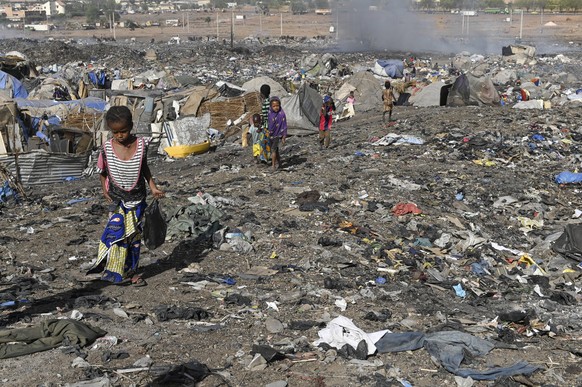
[[198, 91, 262, 131], [62, 113, 102, 132]]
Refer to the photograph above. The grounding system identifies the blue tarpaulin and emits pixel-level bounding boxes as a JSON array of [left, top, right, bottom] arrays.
[[12, 97, 107, 138], [0, 70, 28, 98], [375, 60, 404, 78], [13, 97, 107, 112]]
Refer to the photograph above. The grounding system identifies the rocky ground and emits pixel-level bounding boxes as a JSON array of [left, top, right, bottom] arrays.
[[2, 102, 582, 386], [1, 20, 582, 387]]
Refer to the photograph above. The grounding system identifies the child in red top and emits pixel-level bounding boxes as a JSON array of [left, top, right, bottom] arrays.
[[319, 95, 336, 149]]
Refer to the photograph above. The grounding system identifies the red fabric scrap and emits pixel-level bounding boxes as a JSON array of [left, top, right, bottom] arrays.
[[392, 202, 422, 216]]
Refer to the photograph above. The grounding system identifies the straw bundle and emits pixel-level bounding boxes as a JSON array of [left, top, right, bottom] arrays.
[[198, 91, 263, 131], [61, 113, 102, 132], [199, 97, 245, 131]]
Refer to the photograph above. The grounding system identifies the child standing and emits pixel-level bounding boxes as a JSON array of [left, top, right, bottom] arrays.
[[382, 81, 396, 122], [248, 113, 263, 164], [267, 96, 287, 171], [346, 90, 356, 106], [88, 106, 164, 285], [319, 95, 335, 149], [259, 84, 272, 163]]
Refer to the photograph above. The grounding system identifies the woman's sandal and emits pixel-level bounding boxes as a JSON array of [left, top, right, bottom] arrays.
[[130, 275, 147, 287]]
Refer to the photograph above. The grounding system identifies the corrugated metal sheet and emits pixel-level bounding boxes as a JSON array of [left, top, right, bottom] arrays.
[[0, 150, 89, 186]]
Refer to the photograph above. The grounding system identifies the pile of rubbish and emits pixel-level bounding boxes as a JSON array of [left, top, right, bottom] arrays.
[[0, 36, 581, 386]]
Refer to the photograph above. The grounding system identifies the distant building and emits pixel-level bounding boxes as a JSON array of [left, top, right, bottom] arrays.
[[1, 6, 26, 21], [41, 1, 66, 17]]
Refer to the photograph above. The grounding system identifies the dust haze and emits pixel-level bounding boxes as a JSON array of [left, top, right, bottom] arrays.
[[334, 0, 540, 55]]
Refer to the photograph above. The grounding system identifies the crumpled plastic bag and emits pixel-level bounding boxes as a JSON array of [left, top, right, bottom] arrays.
[[143, 199, 167, 250]]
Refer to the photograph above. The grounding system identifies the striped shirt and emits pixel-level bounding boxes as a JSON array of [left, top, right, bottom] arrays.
[[261, 97, 270, 130], [98, 137, 150, 206]]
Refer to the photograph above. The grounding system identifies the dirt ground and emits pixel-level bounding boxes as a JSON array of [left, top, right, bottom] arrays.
[[1, 11, 582, 387], [10, 12, 582, 47], [2, 103, 582, 386]]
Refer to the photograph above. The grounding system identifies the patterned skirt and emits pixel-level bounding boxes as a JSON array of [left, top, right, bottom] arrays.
[[259, 130, 271, 162], [88, 201, 146, 283]]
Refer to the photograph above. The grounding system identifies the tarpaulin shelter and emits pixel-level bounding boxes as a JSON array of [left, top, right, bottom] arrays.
[[502, 44, 536, 57], [241, 76, 287, 99], [216, 81, 245, 98], [280, 84, 321, 135], [301, 53, 338, 77], [14, 97, 107, 132], [0, 70, 28, 99], [445, 74, 500, 107], [408, 81, 446, 107], [373, 60, 404, 78], [0, 51, 38, 80], [334, 71, 382, 113], [0, 97, 105, 185], [0, 101, 21, 154], [27, 77, 77, 100]]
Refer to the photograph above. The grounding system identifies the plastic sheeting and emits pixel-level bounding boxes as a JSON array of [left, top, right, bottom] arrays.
[[0, 70, 28, 99], [280, 84, 321, 134], [242, 76, 288, 98], [447, 74, 500, 107], [373, 60, 404, 78]]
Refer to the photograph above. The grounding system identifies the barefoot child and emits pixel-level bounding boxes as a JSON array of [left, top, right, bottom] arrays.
[[267, 96, 287, 170], [319, 95, 336, 149], [248, 113, 263, 163], [382, 81, 396, 122], [88, 106, 164, 285]]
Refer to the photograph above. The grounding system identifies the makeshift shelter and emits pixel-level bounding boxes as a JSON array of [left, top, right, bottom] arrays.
[[216, 81, 246, 98], [502, 45, 536, 58], [15, 97, 106, 137], [180, 86, 220, 117], [301, 53, 338, 77], [408, 81, 446, 107], [0, 97, 106, 185], [0, 51, 38, 80], [0, 101, 20, 154], [334, 71, 382, 113], [280, 84, 321, 135], [241, 76, 287, 98], [198, 91, 262, 131], [0, 150, 91, 186], [0, 70, 28, 99], [445, 74, 500, 107], [372, 60, 404, 78], [27, 77, 77, 100]]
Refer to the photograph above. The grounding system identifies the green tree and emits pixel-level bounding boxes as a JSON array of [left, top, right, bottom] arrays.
[[514, 0, 534, 11], [205, 16, 212, 26], [213, 0, 228, 9], [65, 2, 85, 17], [535, 0, 550, 11], [314, 0, 329, 9], [86, 3, 100, 23], [291, 1, 307, 14], [419, 0, 434, 10], [439, 0, 463, 10], [483, 0, 506, 8], [560, 0, 581, 11]]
